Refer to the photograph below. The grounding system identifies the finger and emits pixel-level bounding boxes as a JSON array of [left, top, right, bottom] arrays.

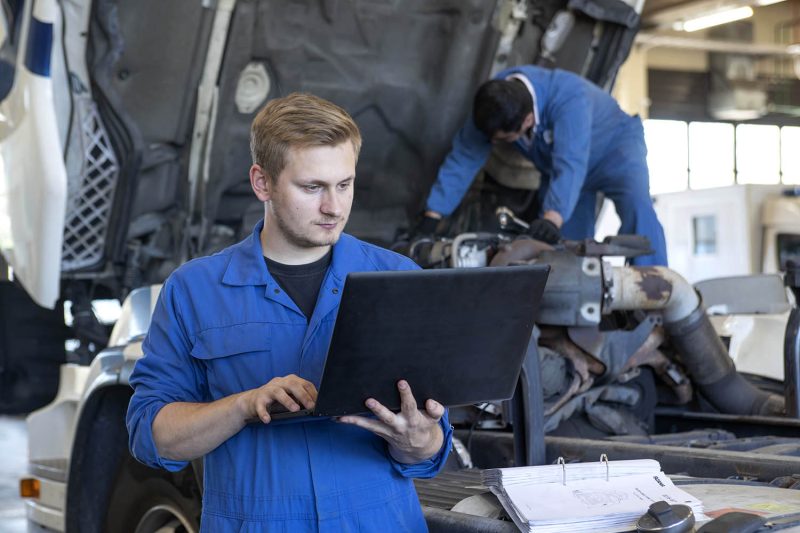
[[425, 399, 444, 421], [286, 375, 318, 403], [338, 415, 391, 437], [366, 398, 398, 426], [303, 382, 319, 402], [272, 389, 300, 412], [286, 382, 316, 409], [255, 399, 271, 424], [397, 380, 418, 416]]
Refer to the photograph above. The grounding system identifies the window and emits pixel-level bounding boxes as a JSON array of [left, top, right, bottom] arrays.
[[688, 122, 735, 189], [736, 124, 780, 184], [644, 120, 688, 194], [782, 127, 800, 185], [693, 215, 717, 255], [645, 119, 795, 193]]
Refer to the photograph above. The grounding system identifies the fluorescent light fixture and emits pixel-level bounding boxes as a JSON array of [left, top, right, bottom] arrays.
[[756, 0, 786, 6], [679, 6, 753, 32]]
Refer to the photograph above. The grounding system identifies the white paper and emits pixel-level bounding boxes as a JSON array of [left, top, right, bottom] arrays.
[[505, 472, 699, 521], [484, 461, 703, 533]]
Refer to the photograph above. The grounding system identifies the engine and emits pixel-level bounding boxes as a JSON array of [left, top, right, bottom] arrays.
[[397, 223, 785, 441]]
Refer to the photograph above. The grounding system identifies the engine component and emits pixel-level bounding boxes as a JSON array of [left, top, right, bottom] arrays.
[[451, 233, 489, 268], [496, 206, 531, 232], [606, 265, 785, 416], [485, 143, 541, 190], [784, 261, 800, 418], [571, 235, 654, 260], [636, 501, 695, 533], [413, 230, 785, 421], [605, 266, 698, 323], [492, 244, 603, 327]]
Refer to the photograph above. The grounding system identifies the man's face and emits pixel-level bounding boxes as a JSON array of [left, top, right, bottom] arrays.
[[492, 129, 524, 144], [261, 142, 356, 251], [491, 112, 536, 144]]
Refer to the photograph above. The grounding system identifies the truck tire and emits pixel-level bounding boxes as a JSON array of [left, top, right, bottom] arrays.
[[105, 453, 202, 533], [0, 281, 68, 414]]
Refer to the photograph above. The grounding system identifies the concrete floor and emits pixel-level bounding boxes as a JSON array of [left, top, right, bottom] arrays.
[[0, 416, 28, 533]]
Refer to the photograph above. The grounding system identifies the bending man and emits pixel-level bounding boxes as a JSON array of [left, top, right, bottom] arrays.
[[422, 64, 667, 266]]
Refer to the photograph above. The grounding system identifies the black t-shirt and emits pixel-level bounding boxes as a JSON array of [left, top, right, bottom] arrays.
[[264, 250, 333, 321]]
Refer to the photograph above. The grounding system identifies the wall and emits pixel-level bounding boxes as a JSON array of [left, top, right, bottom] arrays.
[[613, 0, 799, 108]]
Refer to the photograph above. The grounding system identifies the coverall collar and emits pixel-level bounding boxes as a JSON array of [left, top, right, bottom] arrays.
[[506, 72, 540, 132], [222, 219, 362, 287]]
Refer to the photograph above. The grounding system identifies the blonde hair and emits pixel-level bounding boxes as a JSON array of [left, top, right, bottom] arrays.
[[250, 92, 362, 180]]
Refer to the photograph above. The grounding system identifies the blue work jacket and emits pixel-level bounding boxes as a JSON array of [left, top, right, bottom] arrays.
[[126, 221, 453, 532], [426, 65, 645, 220]]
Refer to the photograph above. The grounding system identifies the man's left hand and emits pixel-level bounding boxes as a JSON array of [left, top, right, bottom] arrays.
[[528, 218, 561, 244], [338, 380, 444, 464]]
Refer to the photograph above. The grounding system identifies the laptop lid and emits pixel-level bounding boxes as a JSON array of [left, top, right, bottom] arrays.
[[309, 264, 550, 417]]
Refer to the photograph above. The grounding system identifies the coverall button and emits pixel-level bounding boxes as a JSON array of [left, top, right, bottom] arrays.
[[332, 288, 339, 294], [274, 288, 280, 294]]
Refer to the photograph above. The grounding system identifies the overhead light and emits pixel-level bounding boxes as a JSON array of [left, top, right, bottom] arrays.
[[755, 0, 786, 6], [677, 6, 754, 32]]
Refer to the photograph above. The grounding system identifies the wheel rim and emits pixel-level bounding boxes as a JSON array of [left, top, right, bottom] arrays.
[[134, 504, 196, 533]]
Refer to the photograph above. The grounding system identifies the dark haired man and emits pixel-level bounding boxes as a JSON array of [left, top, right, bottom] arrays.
[[421, 65, 667, 266]]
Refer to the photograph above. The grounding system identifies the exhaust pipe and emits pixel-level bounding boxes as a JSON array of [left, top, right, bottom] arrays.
[[606, 266, 784, 416]]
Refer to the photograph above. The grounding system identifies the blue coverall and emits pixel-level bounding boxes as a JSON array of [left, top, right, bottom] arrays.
[[426, 65, 668, 266], [126, 220, 453, 532]]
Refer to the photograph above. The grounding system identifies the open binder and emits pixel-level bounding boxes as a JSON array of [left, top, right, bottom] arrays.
[[482, 456, 704, 533]]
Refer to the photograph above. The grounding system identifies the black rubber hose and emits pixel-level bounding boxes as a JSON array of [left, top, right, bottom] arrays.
[[666, 305, 784, 416], [700, 371, 784, 416], [666, 305, 734, 386]]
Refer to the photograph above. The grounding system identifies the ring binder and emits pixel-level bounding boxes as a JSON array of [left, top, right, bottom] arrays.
[[482, 457, 704, 533], [556, 455, 610, 485]]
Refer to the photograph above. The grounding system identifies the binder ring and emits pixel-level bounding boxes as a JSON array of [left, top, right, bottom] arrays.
[[600, 453, 609, 481], [557, 456, 566, 485]]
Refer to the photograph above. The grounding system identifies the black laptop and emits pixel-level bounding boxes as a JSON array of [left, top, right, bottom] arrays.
[[270, 264, 550, 420]]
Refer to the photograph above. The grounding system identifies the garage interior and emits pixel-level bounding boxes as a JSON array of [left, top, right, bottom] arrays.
[[2, 0, 800, 531]]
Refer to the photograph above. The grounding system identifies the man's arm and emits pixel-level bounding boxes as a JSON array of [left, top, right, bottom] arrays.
[[126, 278, 317, 468], [542, 210, 563, 228], [152, 374, 318, 461], [425, 117, 493, 217], [540, 84, 593, 222], [152, 396, 247, 461]]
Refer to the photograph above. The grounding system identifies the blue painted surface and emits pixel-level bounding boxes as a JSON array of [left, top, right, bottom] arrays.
[[24, 16, 52, 77]]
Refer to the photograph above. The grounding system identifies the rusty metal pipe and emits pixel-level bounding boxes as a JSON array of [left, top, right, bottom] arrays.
[[605, 266, 783, 416], [606, 266, 699, 323]]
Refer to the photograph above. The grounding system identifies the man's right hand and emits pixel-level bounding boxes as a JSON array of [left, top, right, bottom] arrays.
[[238, 374, 318, 424], [153, 374, 318, 461]]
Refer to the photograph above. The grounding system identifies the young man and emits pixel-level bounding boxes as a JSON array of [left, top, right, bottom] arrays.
[[421, 64, 668, 266], [126, 93, 452, 531]]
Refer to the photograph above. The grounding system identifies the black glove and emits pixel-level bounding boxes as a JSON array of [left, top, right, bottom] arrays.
[[414, 215, 440, 237], [527, 218, 561, 244]]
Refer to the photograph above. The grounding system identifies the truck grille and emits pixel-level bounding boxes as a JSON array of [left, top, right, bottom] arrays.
[[62, 101, 119, 271]]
